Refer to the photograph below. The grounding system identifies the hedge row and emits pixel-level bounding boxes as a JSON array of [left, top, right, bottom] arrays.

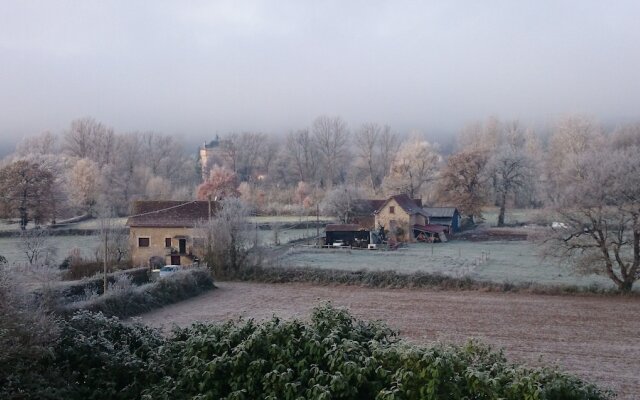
[[57, 266, 151, 300], [1, 304, 610, 399], [61, 268, 215, 318], [234, 265, 619, 295]]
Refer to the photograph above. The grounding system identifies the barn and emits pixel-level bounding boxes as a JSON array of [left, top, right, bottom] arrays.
[[423, 207, 461, 233], [325, 224, 370, 248]]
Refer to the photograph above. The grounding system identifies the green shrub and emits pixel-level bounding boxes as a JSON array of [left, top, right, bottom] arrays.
[[1, 304, 610, 400], [144, 303, 607, 400]]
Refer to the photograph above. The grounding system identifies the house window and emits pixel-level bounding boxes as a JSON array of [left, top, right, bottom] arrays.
[[138, 237, 150, 247], [389, 206, 395, 214], [165, 238, 172, 247]]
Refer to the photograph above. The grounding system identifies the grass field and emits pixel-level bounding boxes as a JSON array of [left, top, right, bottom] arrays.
[[0, 235, 102, 265], [479, 207, 544, 226], [278, 240, 614, 288], [0, 227, 316, 265]]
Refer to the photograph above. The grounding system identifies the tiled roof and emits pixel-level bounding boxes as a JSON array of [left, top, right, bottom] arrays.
[[413, 224, 446, 233], [424, 207, 458, 218], [126, 201, 215, 228], [353, 198, 422, 216], [375, 194, 427, 216], [325, 224, 366, 232], [351, 199, 386, 215]]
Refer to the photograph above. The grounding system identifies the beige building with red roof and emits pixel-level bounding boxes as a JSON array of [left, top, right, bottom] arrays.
[[373, 194, 428, 242], [126, 201, 216, 267]]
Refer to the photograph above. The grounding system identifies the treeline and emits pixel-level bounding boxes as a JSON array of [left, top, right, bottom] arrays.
[[2, 115, 640, 226], [198, 115, 640, 227], [0, 118, 200, 226]]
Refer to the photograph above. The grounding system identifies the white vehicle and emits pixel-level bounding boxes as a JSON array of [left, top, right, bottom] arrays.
[[159, 265, 181, 277], [332, 240, 345, 247]]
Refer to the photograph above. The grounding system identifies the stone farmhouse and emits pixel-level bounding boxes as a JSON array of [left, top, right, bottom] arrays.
[[349, 194, 461, 243], [126, 200, 216, 267], [373, 194, 430, 241]]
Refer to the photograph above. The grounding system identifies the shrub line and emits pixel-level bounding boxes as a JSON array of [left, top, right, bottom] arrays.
[[231, 265, 634, 296], [60, 268, 215, 318]]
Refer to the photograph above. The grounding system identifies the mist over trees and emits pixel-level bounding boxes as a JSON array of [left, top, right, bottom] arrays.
[[3, 115, 640, 229]]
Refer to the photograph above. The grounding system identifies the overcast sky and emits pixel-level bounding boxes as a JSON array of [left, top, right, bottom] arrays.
[[1, 0, 639, 148]]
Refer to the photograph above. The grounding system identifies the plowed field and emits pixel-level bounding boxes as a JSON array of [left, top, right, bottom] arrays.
[[139, 282, 640, 399]]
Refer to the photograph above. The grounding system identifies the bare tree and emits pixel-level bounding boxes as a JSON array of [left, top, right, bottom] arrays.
[[544, 115, 602, 205], [487, 146, 532, 227], [108, 134, 143, 212], [320, 184, 367, 224], [0, 160, 54, 229], [312, 116, 350, 188], [196, 198, 252, 279], [284, 129, 318, 183], [437, 149, 489, 222], [64, 117, 115, 166], [543, 146, 640, 292], [258, 137, 280, 178], [19, 228, 57, 266], [219, 132, 266, 182], [139, 132, 173, 176], [354, 123, 380, 191], [378, 125, 400, 186], [16, 131, 58, 156], [383, 136, 440, 199], [457, 116, 502, 153], [610, 122, 640, 150], [67, 158, 102, 215], [354, 123, 400, 193]]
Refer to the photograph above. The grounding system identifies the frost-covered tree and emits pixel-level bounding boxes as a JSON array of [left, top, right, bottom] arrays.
[[544, 146, 640, 292], [19, 228, 57, 266], [196, 165, 240, 201], [320, 185, 366, 224], [544, 115, 602, 205], [353, 123, 399, 193], [0, 160, 54, 229], [437, 149, 489, 222], [64, 117, 116, 166], [197, 198, 252, 278], [487, 146, 533, 227], [67, 158, 102, 214], [284, 129, 318, 184], [383, 136, 440, 199], [16, 131, 58, 156], [313, 116, 350, 188]]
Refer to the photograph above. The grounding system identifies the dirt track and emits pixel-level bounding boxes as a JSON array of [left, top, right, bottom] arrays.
[[139, 282, 640, 399]]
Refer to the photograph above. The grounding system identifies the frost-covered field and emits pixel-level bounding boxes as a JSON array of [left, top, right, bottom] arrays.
[[278, 241, 614, 288], [0, 235, 102, 265], [0, 227, 316, 265]]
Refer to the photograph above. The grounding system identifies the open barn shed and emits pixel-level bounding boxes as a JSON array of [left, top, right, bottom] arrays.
[[325, 224, 370, 248]]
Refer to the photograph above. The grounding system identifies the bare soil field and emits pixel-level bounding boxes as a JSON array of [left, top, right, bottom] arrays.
[[139, 282, 640, 399]]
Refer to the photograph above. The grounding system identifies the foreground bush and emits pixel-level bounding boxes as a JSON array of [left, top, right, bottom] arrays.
[[61, 268, 214, 318], [2, 304, 609, 399]]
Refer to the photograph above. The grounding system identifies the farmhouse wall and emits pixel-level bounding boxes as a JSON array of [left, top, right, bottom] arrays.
[[375, 198, 411, 241], [375, 198, 429, 242], [129, 226, 204, 267]]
